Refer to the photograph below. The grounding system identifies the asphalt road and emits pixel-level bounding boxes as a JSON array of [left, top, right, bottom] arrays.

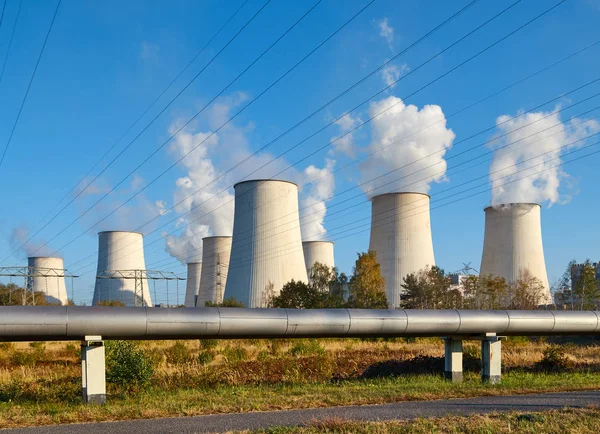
[[2, 390, 599, 433]]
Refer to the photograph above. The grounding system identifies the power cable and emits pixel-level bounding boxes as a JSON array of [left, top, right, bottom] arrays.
[[0, 0, 20, 88], [0, 0, 7, 33], [32, 0, 376, 258], [4, 0, 250, 258], [0, 0, 61, 169], [2, 0, 268, 259]]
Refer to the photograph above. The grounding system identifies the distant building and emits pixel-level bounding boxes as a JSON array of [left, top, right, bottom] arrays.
[[571, 262, 600, 291], [448, 273, 470, 295]]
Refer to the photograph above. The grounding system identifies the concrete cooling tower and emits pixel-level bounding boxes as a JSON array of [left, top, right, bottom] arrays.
[[480, 203, 551, 304], [302, 241, 335, 277], [92, 231, 153, 307], [184, 262, 202, 307], [197, 236, 232, 307], [224, 180, 308, 307], [27, 257, 68, 305], [368, 192, 435, 308]]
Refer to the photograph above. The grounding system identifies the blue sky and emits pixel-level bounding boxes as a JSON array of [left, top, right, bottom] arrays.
[[0, 0, 599, 305]]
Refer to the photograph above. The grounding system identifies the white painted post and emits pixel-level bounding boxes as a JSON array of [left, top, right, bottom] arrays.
[[443, 338, 463, 382], [481, 334, 502, 384], [81, 335, 106, 404]]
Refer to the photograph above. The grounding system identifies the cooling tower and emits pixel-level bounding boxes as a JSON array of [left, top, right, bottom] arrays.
[[92, 231, 152, 307], [27, 257, 68, 305], [368, 192, 436, 308], [197, 236, 232, 307], [302, 241, 335, 276], [184, 262, 202, 307], [480, 203, 551, 304], [224, 180, 308, 307]]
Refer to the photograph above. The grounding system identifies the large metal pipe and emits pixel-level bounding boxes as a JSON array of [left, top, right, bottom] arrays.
[[0, 307, 598, 341]]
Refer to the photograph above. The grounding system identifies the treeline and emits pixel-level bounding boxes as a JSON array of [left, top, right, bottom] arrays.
[[553, 259, 600, 310], [0, 283, 52, 306]]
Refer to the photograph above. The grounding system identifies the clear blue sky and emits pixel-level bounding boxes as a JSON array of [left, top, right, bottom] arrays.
[[0, 0, 599, 305]]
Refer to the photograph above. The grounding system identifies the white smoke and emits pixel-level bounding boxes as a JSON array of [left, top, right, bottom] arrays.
[[300, 159, 336, 241], [9, 225, 57, 259], [163, 94, 304, 264], [329, 113, 362, 157], [359, 96, 455, 197], [489, 109, 600, 206]]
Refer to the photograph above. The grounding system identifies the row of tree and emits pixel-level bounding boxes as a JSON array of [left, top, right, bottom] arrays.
[[553, 259, 600, 310]]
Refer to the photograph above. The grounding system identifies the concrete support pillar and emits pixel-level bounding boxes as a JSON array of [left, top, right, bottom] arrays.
[[443, 338, 463, 382], [81, 335, 106, 404], [481, 335, 501, 384]]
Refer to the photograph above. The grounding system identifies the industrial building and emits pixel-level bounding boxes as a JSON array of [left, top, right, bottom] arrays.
[[368, 192, 436, 308], [197, 236, 232, 307], [302, 240, 335, 277], [224, 180, 308, 307], [479, 203, 552, 303], [27, 257, 68, 305], [183, 262, 202, 307], [92, 231, 153, 307]]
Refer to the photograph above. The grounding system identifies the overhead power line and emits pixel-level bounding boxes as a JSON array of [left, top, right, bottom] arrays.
[[4, 0, 250, 257], [0, 0, 61, 170], [0, 0, 21, 88], [67, 0, 574, 273], [29, 0, 376, 258]]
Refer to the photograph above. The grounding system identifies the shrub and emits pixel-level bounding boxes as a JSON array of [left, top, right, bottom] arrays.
[[222, 345, 249, 363], [535, 345, 575, 372], [0, 342, 14, 351], [105, 341, 154, 388], [289, 339, 325, 357], [29, 342, 46, 360], [165, 341, 191, 365], [199, 339, 219, 350], [10, 351, 36, 367], [197, 351, 214, 365]]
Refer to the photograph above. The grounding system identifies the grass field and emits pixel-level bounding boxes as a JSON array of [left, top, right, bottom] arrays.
[[246, 407, 600, 433], [0, 337, 598, 428]]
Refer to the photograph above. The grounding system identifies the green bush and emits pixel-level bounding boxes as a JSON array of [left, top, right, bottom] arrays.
[[0, 342, 14, 351], [29, 342, 46, 360], [289, 339, 325, 357], [165, 341, 191, 365], [536, 345, 575, 372], [105, 341, 154, 388], [10, 351, 36, 367], [222, 345, 248, 362], [199, 339, 219, 350], [197, 351, 214, 365]]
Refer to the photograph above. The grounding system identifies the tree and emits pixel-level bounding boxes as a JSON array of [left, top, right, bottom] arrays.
[[270, 263, 346, 309], [552, 259, 576, 310], [205, 296, 246, 308], [347, 251, 388, 309], [0, 283, 49, 306], [401, 266, 462, 309], [508, 269, 547, 309], [573, 260, 600, 310], [97, 300, 126, 307], [462, 274, 508, 309]]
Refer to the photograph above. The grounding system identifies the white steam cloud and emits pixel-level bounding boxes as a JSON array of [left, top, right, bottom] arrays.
[[359, 96, 455, 197], [9, 225, 57, 259], [300, 159, 336, 241], [489, 108, 600, 206], [330, 113, 362, 157], [163, 94, 307, 264]]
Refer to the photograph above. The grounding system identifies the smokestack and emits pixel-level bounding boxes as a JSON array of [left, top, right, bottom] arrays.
[[197, 236, 232, 307], [302, 241, 335, 277], [92, 231, 153, 307], [27, 257, 68, 305], [368, 192, 435, 308], [224, 180, 308, 307], [480, 203, 552, 303], [184, 262, 202, 307]]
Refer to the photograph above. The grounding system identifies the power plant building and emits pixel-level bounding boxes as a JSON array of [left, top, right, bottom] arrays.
[[479, 203, 552, 304], [368, 192, 436, 308], [302, 241, 335, 276], [92, 231, 153, 307], [197, 236, 232, 307], [27, 256, 68, 305], [184, 262, 202, 307], [224, 180, 308, 307]]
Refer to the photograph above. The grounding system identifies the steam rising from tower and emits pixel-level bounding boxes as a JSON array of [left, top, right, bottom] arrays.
[[479, 203, 551, 303], [197, 236, 232, 307], [93, 231, 153, 307], [27, 257, 68, 305], [368, 193, 435, 308], [224, 180, 307, 307]]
